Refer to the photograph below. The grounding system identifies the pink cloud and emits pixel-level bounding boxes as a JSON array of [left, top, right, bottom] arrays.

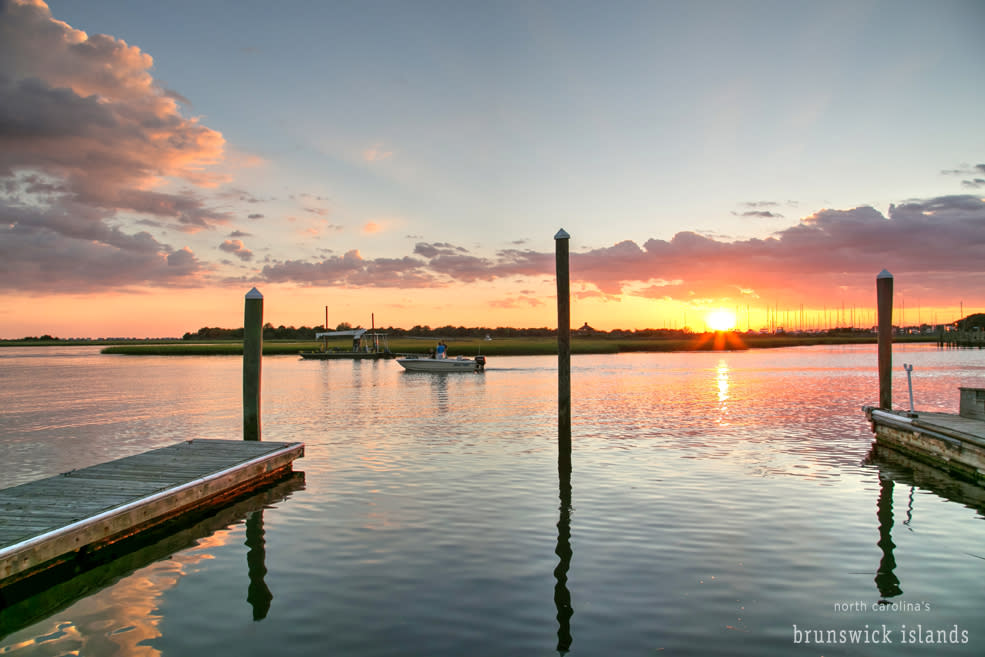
[[0, 201, 207, 291], [0, 1, 228, 292], [257, 197, 984, 310], [259, 250, 437, 287], [578, 198, 985, 305], [219, 239, 253, 261], [488, 295, 546, 309], [363, 145, 393, 162]]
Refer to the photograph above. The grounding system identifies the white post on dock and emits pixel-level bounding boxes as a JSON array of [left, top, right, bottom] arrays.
[[877, 270, 893, 410], [904, 363, 915, 414], [244, 288, 263, 441], [555, 229, 571, 443]]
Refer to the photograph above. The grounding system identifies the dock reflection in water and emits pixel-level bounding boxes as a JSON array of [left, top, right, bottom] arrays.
[[867, 444, 985, 518], [0, 472, 304, 646], [866, 443, 985, 607]]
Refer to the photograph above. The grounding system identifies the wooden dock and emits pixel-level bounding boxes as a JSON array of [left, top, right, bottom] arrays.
[[864, 407, 985, 486], [0, 439, 303, 588]]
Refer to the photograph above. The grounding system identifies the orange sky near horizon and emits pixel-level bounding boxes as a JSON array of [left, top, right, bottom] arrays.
[[3, 279, 974, 340]]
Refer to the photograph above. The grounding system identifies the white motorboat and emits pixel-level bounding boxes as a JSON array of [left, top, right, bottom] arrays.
[[396, 355, 486, 372]]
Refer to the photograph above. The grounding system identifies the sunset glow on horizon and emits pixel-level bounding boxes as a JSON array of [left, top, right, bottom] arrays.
[[2, 1, 983, 338]]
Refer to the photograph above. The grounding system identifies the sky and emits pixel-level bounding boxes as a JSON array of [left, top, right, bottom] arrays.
[[1, 0, 983, 338]]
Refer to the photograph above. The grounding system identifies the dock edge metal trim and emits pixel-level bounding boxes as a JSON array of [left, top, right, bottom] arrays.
[[864, 407, 963, 447]]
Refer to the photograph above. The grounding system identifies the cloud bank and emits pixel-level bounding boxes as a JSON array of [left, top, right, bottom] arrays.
[[0, 0, 226, 291], [255, 196, 984, 307], [572, 197, 984, 304]]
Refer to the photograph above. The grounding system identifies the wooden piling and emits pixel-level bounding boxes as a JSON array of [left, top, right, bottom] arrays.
[[555, 229, 571, 439], [554, 229, 573, 650], [244, 288, 263, 441], [877, 270, 893, 410]]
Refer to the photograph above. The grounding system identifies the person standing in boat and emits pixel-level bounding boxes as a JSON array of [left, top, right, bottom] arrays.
[[436, 341, 447, 359]]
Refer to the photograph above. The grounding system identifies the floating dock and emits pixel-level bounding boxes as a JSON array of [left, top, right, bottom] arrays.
[[0, 439, 304, 589], [864, 400, 985, 486], [299, 327, 394, 359]]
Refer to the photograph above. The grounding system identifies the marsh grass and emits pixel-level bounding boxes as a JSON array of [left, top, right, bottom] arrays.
[[94, 333, 907, 356]]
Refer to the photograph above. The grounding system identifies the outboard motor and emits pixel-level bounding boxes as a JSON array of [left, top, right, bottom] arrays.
[[475, 355, 486, 371]]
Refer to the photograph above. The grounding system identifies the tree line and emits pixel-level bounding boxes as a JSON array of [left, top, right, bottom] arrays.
[[178, 317, 983, 342], [15, 314, 980, 343], [182, 324, 569, 340], [179, 324, 757, 340]]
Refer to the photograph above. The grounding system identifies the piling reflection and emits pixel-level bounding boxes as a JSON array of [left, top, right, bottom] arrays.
[[555, 422, 573, 653], [245, 510, 272, 621], [874, 474, 903, 601], [866, 443, 985, 605]]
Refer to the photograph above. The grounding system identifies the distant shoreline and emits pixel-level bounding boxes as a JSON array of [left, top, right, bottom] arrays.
[[0, 334, 943, 356]]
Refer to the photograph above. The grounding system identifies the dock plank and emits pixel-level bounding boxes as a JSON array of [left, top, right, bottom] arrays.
[[0, 439, 303, 586], [912, 412, 985, 448]]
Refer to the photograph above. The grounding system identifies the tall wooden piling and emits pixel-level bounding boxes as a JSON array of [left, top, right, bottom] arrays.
[[244, 287, 263, 441], [555, 229, 571, 439], [554, 228, 573, 651], [877, 270, 893, 410]]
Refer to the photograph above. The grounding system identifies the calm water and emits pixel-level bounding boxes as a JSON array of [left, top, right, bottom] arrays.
[[1, 344, 983, 656]]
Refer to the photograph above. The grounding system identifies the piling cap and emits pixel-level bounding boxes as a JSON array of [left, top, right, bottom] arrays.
[[877, 269, 893, 279], [246, 287, 263, 299], [554, 228, 570, 240]]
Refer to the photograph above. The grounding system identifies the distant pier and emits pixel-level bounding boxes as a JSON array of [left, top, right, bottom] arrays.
[[0, 439, 304, 590], [938, 326, 985, 348]]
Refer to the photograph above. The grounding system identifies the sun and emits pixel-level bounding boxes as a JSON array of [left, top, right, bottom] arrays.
[[706, 310, 737, 332]]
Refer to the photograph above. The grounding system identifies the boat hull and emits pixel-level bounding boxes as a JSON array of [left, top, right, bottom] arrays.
[[397, 357, 484, 372]]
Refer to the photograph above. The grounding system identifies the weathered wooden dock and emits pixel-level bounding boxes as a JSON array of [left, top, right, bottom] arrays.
[[864, 407, 985, 486], [867, 271, 985, 486], [0, 439, 303, 589]]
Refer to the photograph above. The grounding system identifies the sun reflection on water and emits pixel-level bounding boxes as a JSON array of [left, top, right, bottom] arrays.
[[716, 359, 730, 425]]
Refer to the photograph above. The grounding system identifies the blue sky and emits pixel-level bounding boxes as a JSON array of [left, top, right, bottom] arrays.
[[2, 0, 983, 336]]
